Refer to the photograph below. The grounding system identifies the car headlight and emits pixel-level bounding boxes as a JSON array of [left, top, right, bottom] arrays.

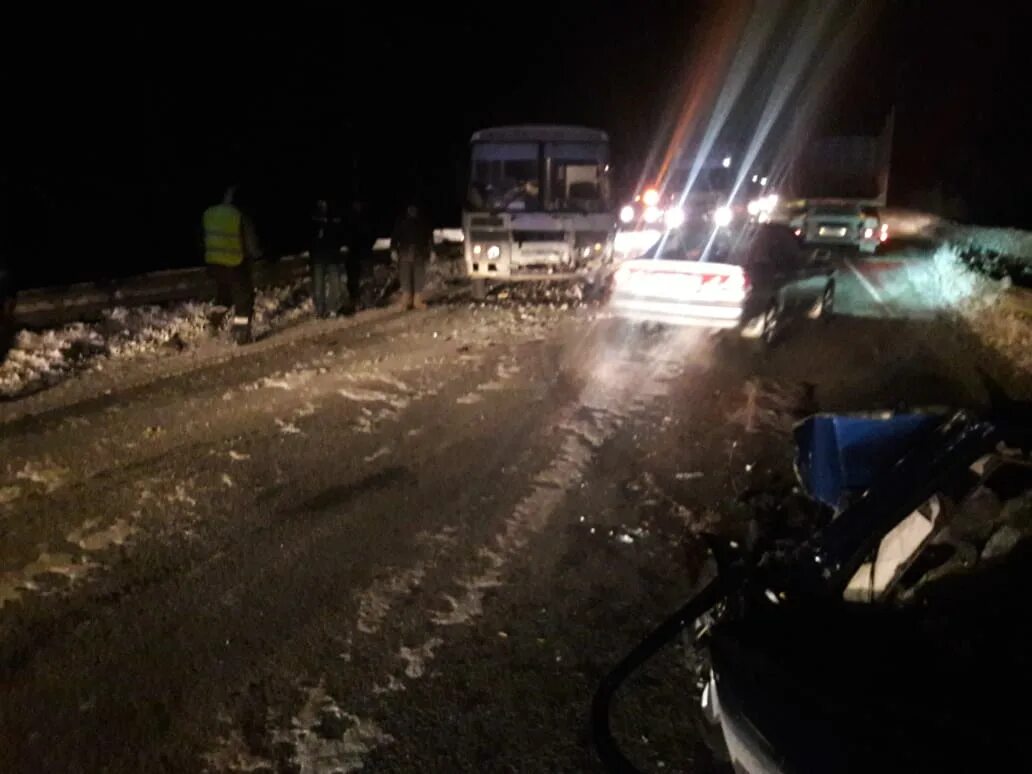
[[747, 199, 761, 216], [642, 188, 660, 207], [663, 207, 685, 229], [643, 206, 662, 224], [714, 206, 733, 228], [486, 245, 501, 260], [619, 205, 635, 224]]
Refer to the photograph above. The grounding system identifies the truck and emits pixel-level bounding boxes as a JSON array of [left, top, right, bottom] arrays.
[[463, 125, 616, 298], [779, 113, 895, 254]]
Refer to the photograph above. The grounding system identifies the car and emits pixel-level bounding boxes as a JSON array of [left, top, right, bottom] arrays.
[[609, 221, 835, 345], [797, 201, 887, 254], [594, 404, 1032, 773]]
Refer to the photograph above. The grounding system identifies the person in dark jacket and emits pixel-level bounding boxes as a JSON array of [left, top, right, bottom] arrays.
[[390, 203, 433, 310], [0, 253, 15, 361], [310, 198, 343, 318], [344, 199, 375, 312]]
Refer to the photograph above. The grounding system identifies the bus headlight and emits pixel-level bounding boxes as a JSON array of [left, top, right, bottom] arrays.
[[714, 206, 733, 228], [619, 205, 635, 224], [663, 207, 685, 229], [486, 245, 501, 260], [473, 244, 482, 256]]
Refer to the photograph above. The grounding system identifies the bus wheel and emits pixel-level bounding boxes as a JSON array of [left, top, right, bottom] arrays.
[[472, 279, 487, 301]]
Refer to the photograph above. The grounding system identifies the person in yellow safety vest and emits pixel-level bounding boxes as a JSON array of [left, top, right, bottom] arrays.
[[203, 186, 260, 344]]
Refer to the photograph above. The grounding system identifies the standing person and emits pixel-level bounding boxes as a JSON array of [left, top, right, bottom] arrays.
[[203, 185, 259, 344], [390, 202, 433, 310], [0, 251, 15, 361], [343, 199, 375, 313], [310, 198, 343, 318]]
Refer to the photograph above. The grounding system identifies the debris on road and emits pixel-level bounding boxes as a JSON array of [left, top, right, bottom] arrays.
[[0, 282, 315, 399]]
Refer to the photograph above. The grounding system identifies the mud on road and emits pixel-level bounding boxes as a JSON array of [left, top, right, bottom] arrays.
[[0, 277, 1015, 772]]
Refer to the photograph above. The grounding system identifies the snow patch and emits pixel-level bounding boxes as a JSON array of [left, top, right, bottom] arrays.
[[0, 485, 22, 505], [67, 518, 137, 552], [371, 675, 407, 695], [270, 681, 393, 774], [14, 460, 68, 493], [0, 551, 98, 608], [166, 483, 197, 507], [0, 281, 314, 400], [456, 392, 482, 405], [355, 563, 427, 634], [363, 446, 391, 463], [276, 418, 303, 435], [398, 637, 443, 678], [203, 728, 272, 772], [432, 414, 606, 627], [337, 386, 409, 410]]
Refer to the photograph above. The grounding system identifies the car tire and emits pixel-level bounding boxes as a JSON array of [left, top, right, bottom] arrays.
[[819, 281, 835, 322], [761, 297, 781, 346], [808, 281, 835, 321]]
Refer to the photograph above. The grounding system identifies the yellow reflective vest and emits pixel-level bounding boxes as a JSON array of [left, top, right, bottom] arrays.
[[203, 204, 245, 267]]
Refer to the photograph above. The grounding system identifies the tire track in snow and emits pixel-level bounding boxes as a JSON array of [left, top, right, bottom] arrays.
[[208, 339, 684, 772]]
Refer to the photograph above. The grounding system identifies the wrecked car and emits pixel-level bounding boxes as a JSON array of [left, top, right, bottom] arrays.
[[593, 404, 1032, 773]]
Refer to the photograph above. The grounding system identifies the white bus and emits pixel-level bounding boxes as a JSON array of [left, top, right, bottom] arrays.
[[464, 125, 615, 297]]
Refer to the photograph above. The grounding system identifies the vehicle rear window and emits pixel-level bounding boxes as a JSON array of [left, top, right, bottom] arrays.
[[652, 223, 712, 260], [810, 204, 861, 216]]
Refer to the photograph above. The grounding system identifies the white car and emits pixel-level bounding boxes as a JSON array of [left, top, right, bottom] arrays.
[[796, 202, 887, 254]]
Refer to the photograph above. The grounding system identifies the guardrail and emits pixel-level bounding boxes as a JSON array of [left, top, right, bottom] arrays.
[[12, 231, 465, 329]]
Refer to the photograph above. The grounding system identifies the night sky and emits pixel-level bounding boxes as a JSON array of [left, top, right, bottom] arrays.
[[1, 1, 1028, 289]]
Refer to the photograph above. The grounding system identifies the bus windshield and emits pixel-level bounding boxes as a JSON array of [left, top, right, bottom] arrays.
[[468, 141, 609, 213]]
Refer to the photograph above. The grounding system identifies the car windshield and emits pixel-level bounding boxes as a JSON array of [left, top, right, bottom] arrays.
[[811, 204, 862, 216], [648, 222, 723, 261]]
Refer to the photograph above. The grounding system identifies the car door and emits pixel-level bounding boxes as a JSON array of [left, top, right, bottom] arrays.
[[768, 225, 825, 312]]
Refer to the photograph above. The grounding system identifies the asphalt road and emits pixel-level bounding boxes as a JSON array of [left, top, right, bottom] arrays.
[[0, 253, 1012, 772]]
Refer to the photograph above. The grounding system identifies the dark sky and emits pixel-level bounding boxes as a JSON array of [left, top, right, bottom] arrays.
[[2, 1, 1028, 287]]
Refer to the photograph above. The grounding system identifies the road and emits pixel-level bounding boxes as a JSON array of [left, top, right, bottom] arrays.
[[0, 252, 1011, 772]]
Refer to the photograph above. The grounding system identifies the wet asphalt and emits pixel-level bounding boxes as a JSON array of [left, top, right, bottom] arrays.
[[0, 254, 1013, 772]]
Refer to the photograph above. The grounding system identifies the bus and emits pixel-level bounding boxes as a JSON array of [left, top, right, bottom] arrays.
[[464, 125, 615, 297]]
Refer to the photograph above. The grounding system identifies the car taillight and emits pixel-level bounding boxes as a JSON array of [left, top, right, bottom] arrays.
[[702, 271, 749, 294]]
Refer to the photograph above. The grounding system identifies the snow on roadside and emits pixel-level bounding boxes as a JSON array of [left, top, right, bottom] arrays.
[[0, 281, 313, 400], [912, 245, 1032, 374]]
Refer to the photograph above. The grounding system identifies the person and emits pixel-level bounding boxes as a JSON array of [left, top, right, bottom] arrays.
[[343, 199, 375, 312], [0, 252, 15, 361], [203, 186, 259, 344], [310, 198, 343, 318], [390, 202, 433, 310]]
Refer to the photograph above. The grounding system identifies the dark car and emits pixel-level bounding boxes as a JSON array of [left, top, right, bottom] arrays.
[[594, 406, 1032, 773], [609, 221, 835, 345]]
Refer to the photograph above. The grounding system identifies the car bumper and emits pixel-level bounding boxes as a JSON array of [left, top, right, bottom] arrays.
[[610, 295, 743, 328]]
